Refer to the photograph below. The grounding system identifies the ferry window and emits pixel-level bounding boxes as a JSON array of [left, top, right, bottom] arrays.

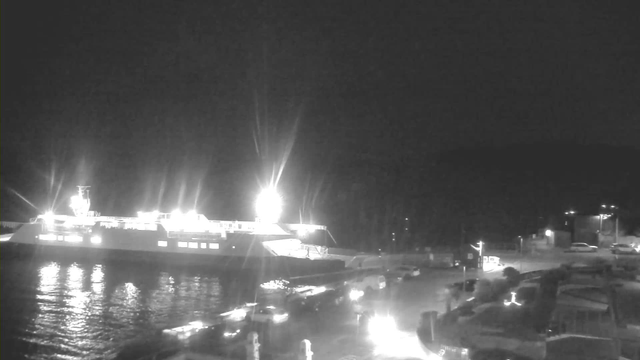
[[209, 243, 219, 250], [158, 241, 168, 247], [39, 234, 57, 241], [200, 243, 207, 249], [65, 235, 83, 243], [178, 242, 188, 248], [188, 242, 198, 249]]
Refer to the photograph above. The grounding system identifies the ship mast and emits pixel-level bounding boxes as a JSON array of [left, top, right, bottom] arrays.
[[70, 186, 91, 217]]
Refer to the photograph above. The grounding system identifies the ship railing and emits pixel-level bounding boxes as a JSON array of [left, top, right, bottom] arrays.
[[301, 244, 329, 259]]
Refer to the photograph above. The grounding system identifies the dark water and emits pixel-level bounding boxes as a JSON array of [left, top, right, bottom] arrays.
[[0, 257, 268, 360]]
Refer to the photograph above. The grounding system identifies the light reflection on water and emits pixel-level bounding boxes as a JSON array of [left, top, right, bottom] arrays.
[[1, 258, 267, 360]]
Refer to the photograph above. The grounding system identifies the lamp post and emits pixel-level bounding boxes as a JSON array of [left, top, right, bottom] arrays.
[[471, 240, 483, 270], [599, 204, 618, 246], [519, 236, 523, 271], [615, 213, 619, 244], [545, 229, 553, 247], [519, 236, 523, 256], [609, 205, 618, 243], [599, 204, 608, 233], [564, 210, 576, 242]]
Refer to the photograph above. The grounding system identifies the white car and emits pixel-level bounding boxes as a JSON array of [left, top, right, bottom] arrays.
[[348, 274, 386, 295], [569, 242, 598, 252], [248, 306, 289, 325], [610, 243, 638, 254], [389, 265, 420, 280]]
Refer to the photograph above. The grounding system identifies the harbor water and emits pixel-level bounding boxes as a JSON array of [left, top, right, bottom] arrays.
[[0, 256, 269, 360]]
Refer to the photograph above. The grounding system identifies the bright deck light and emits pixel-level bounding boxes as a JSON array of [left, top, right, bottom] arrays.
[[43, 211, 55, 225], [255, 188, 282, 223]]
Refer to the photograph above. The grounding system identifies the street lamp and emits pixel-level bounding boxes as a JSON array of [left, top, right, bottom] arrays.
[[603, 204, 619, 243], [519, 236, 523, 256], [471, 240, 484, 270], [598, 204, 620, 245], [255, 188, 282, 223], [545, 229, 553, 246], [599, 205, 607, 233], [564, 209, 577, 242], [599, 204, 615, 232]]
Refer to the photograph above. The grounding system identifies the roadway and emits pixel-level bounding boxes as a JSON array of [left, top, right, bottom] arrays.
[[157, 249, 639, 360], [272, 249, 640, 360]]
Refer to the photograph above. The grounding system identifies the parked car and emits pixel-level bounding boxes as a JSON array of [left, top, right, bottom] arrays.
[[448, 278, 478, 293], [248, 306, 289, 325], [610, 243, 638, 254], [347, 273, 386, 296], [388, 265, 421, 280], [569, 242, 598, 252]]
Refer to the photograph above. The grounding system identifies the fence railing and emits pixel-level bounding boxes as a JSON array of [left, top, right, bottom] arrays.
[[0, 221, 24, 229]]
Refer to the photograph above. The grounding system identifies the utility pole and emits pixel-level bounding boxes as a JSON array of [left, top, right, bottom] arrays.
[[520, 236, 523, 256], [564, 210, 576, 242], [599, 214, 603, 233], [601, 204, 618, 244], [613, 204, 619, 243], [471, 241, 483, 270]]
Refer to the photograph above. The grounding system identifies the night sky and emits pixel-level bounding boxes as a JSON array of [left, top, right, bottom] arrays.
[[2, 1, 640, 248]]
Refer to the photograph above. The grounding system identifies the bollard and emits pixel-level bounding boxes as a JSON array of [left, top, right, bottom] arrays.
[[430, 312, 435, 342], [299, 339, 313, 360], [246, 331, 260, 360], [462, 266, 466, 293]]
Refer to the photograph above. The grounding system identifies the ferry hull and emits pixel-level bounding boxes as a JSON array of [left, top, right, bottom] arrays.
[[0, 241, 344, 277], [1, 222, 345, 277]]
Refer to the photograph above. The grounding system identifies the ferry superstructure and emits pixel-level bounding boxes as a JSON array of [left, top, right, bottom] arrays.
[[4, 187, 343, 275]]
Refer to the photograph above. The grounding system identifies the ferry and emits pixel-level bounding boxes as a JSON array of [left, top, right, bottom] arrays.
[[3, 187, 345, 275]]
